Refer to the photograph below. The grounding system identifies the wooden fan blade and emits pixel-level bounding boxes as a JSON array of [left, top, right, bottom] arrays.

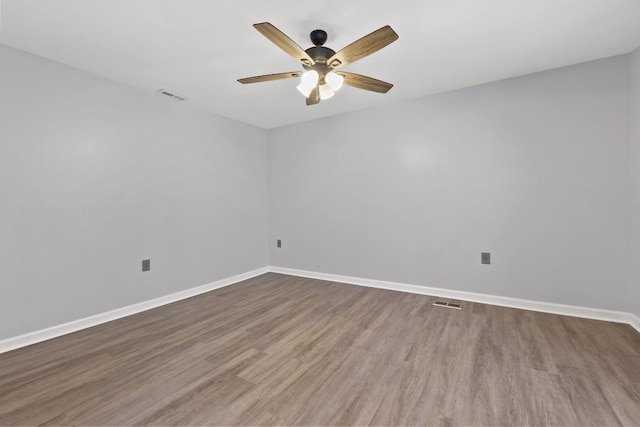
[[238, 72, 302, 84], [253, 22, 315, 66], [306, 86, 320, 105], [337, 72, 394, 93], [327, 25, 398, 68]]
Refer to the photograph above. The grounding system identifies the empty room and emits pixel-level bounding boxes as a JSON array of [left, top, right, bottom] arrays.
[[1, 0, 640, 425]]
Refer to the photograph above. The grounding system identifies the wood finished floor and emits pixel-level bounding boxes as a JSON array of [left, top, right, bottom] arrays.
[[1, 273, 640, 426]]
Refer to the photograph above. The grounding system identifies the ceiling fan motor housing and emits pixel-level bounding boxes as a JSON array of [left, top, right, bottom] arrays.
[[304, 46, 336, 64], [305, 30, 336, 77], [303, 46, 336, 82]]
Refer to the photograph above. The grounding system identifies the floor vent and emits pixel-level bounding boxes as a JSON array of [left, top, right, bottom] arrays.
[[433, 301, 462, 310], [157, 89, 187, 101]]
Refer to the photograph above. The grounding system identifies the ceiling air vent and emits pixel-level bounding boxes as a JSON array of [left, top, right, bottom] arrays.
[[157, 89, 187, 102]]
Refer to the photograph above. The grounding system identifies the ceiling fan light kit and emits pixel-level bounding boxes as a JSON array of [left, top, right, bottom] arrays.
[[319, 83, 335, 100], [296, 70, 319, 97], [325, 72, 344, 91], [238, 22, 398, 106]]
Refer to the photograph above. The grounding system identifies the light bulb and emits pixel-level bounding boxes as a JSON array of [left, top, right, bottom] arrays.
[[319, 84, 334, 100], [325, 72, 344, 91], [296, 70, 319, 97]]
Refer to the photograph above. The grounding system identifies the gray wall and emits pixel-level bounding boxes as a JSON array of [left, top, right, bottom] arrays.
[[2, 43, 637, 343], [631, 48, 640, 319], [0, 45, 269, 340], [268, 55, 633, 313]]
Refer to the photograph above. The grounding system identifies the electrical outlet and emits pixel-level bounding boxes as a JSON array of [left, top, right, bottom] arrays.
[[481, 252, 490, 265], [142, 259, 151, 272], [277, 239, 282, 248]]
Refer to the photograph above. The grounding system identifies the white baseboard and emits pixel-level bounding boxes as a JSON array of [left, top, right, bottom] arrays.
[[0, 267, 269, 354], [630, 314, 640, 333], [269, 266, 640, 334], [2, 265, 637, 355]]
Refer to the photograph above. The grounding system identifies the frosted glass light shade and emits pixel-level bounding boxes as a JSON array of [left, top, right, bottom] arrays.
[[325, 72, 344, 91], [296, 70, 319, 97], [319, 84, 334, 100], [296, 84, 313, 97]]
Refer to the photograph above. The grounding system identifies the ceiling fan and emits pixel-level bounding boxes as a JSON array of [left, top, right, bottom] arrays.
[[238, 22, 399, 105]]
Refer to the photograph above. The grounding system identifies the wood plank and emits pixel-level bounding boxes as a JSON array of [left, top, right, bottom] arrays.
[[0, 273, 638, 426]]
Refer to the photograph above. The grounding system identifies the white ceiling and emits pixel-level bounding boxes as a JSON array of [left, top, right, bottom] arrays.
[[2, 0, 640, 129]]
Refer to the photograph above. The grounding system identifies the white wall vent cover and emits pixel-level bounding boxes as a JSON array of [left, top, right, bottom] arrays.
[[157, 89, 187, 101]]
